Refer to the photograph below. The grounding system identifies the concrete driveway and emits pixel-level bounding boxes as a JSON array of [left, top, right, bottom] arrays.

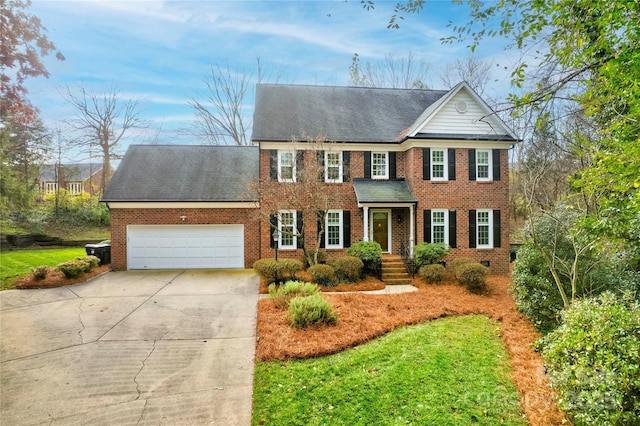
[[0, 270, 259, 425]]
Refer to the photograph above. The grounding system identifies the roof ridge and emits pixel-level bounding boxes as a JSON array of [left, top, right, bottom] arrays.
[[257, 82, 449, 93]]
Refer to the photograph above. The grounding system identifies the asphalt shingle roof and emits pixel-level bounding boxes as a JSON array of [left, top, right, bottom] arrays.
[[252, 84, 448, 143], [40, 164, 102, 181], [101, 145, 259, 202], [353, 178, 418, 204]]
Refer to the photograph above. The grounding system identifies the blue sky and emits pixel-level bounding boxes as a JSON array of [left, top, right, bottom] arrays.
[[26, 0, 514, 161]]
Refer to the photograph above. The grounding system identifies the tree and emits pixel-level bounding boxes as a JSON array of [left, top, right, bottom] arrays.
[[1, 0, 64, 126], [64, 86, 150, 193], [250, 138, 347, 266], [190, 58, 284, 145], [349, 52, 431, 89], [438, 55, 492, 97]]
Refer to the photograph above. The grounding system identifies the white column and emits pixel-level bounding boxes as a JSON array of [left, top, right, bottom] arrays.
[[363, 206, 369, 241], [409, 204, 415, 257]]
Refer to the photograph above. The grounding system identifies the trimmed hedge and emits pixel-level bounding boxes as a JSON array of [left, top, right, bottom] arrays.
[[456, 262, 488, 293], [414, 243, 449, 268], [56, 256, 100, 279], [418, 264, 445, 284], [347, 241, 382, 277], [254, 258, 304, 284], [308, 264, 336, 287], [327, 256, 364, 283]]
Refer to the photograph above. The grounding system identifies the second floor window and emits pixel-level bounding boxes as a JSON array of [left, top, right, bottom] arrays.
[[278, 151, 295, 182], [325, 152, 342, 183], [372, 152, 388, 179], [431, 149, 447, 180], [476, 150, 491, 181]]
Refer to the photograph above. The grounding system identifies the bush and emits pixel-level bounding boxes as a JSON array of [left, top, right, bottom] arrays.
[[347, 241, 382, 277], [418, 264, 445, 284], [456, 262, 488, 294], [308, 264, 336, 287], [31, 265, 49, 281], [81, 255, 100, 269], [414, 243, 449, 268], [302, 249, 327, 268], [268, 280, 320, 309], [448, 257, 475, 278], [538, 293, 640, 425], [286, 294, 338, 329], [254, 258, 303, 284], [327, 256, 364, 283], [56, 258, 90, 279]]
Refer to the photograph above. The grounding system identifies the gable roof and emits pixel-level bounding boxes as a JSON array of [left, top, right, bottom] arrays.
[[101, 145, 259, 202], [353, 179, 417, 204], [40, 163, 102, 182], [252, 84, 448, 143]]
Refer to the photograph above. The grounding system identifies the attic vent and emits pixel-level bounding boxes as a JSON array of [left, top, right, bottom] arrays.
[[455, 100, 468, 114]]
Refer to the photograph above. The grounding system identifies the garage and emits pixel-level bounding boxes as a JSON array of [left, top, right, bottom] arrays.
[[127, 225, 244, 270]]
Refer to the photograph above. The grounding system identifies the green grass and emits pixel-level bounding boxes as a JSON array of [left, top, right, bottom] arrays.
[[0, 247, 86, 290], [253, 315, 527, 426]]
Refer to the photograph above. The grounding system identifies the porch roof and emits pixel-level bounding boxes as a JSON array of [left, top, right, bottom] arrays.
[[353, 178, 417, 204]]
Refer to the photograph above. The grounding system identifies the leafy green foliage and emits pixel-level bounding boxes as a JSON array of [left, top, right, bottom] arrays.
[[307, 264, 336, 287], [327, 256, 364, 283], [31, 265, 49, 281], [286, 294, 338, 329], [456, 263, 488, 294], [253, 316, 526, 425], [448, 257, 475, 278], [538, 293, 640, 425], [414, 242, 449, 268], [56, 256, 99, 279], [418, 264, 445, 284], [347, 240, 382, 277], [268, 280, 321, 309]]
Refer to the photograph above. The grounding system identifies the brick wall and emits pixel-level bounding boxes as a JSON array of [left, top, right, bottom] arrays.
[[109, 208, 261, 270]]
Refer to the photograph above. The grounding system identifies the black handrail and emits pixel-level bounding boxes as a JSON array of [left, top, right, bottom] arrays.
[[399, 240, 416, 279]]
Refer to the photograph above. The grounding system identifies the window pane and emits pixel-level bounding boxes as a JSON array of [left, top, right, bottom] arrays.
[[433, 225, 445, 243], [327, 211, 341, 246], [280, 212, 294, 246], [477, 151, 489, 179], [372, 153, 387, 177], [432, 150, 445, 178], [280, 152, 293, 180], [432, 211, 445, 243], [477, 211, 490, 246], [327, 152, 340, 180]]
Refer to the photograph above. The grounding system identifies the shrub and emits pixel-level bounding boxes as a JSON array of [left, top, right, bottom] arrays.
[[456, 262, 488, 294], [286, 294, 338, 329], [327, 256, 364, 283], [254, 259, 278, 284], [302, 249, 327, 268], [308, 264, 336, 287], [81, 255, 100, 269], [31, 265, 49, 281], [57, 259, 91, 279], [254, 259, 303, 284], [448, 257, 475, 278], [277, 259, 303, 281], [418, 264, 445, 284], [347, 241, 382, 277], [414, 243, 449, 268], [538, 293, 640, 425], [268, 280, 320, 309]]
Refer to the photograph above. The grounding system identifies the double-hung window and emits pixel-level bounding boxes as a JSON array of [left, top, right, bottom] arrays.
[[431, 209, 448, 245], [45, 182, 58, 195], [279, 211, 297, 249], [476, 150, 492, 181], [431, 149, 447, 180], [325, 210, 343, 248], [325, 151, 342, 183], [476, 210, 492, 248], [278, 151, 295, 182], [372, 152, 388, 179], [67, 182, 83, 195]]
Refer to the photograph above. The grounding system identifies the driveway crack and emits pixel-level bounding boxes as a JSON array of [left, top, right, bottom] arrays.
[[134, 340, 157, 401], [76, 298, 86, 344]]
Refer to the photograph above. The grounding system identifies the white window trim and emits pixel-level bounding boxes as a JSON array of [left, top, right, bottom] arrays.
[[278, 150, 296, 183], [324, 210, 343, 249], [431, 209, 449, 246], [45, 182, 58, 194], [372, 152, 389, 180], [476, 149, 492, 182], [431, 149, 448, 181], [67, 182, 83, 195], [278, 210, 297, 249], [476, 209, 493, 248], [324, 151, 343, 183]]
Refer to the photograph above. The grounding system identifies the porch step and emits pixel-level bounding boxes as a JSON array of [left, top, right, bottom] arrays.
[[381, 255, 412, 285]]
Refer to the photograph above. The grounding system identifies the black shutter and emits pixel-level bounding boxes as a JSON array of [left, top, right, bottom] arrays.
[[448, 148, 456, 181], [364, 151, 371, 178], [468, 149, 476, 181], [343, 210, 351, 248], [423, 210, 431, 243], [318, 211, 325, 248], [270, 150, 277, 181], [492, 149, 501, 181], [423, 148, 431, 180], [297, 211, 304, 249], [469, 210, 477, 248], [389, 152, 396, 179], [343, 151, 350, 182], [317, 150, 325, 181], [295, 151, 303, 180], [448, 209, 457, 248], [270, 214, 277, 248], [493, 209, 501, 248]]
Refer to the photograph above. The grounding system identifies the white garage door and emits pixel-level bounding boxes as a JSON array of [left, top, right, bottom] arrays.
[[127, 225, 244, 270]]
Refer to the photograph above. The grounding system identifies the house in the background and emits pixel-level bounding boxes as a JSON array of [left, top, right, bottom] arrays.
[[39, 163, 105, 196], [102, 82, 518, 274]]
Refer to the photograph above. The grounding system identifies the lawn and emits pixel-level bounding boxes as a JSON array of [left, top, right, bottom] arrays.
[[253, 315, 527, 425], [0, 247, 86, 290]]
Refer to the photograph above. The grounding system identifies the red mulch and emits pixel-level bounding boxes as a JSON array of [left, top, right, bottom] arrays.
[[13, 265, 111, 289], [256, 275, 570, 426]]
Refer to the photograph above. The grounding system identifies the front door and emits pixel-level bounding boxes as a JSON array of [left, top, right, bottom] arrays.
[[371, 211, 390, 252]]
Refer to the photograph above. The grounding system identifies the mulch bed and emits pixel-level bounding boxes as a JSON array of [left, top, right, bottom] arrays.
[[256, 275, 570, 426], [13, 265, 111, 289]]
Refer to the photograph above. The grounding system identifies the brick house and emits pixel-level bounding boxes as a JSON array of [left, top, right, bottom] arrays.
[[102, 82, 517, 274], [39, 163, 105, 196]]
